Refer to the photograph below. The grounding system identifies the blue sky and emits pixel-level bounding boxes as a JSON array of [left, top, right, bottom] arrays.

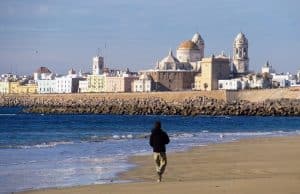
[[0, 0, 299, 75]]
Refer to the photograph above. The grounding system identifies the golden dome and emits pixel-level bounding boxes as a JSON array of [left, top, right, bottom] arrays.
[[178, 40, 199, 50]]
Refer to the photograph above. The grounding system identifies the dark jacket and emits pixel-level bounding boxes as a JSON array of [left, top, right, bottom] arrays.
[[149, 128, 170, 153]]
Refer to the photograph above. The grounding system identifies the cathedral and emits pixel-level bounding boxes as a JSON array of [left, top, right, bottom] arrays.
[[155, 32, 204, 72], [147, 33, 204, 91], [145, 32, 249, 91]]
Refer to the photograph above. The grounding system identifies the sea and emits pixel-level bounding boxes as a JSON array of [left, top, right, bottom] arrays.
[[1, 107, 300, 194]]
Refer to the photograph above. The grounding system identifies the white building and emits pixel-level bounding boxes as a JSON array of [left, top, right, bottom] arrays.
[[34, 67, 53, 81], [248, 76, 264, 88], [92, 56, 104, 75], [37, 69, 83, 94], [261, 61, 275, 74], [55, 75, 82, 93], [78, 80, 88, 93], [271, 73, 292, 88], [37, 79, 56, 94], [132, 74, 152, 92], [218, 79, 241, 90], [1, 73, 19, 81]]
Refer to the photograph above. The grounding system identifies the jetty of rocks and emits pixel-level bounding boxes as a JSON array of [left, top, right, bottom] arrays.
[[0, 89, 299, 116]]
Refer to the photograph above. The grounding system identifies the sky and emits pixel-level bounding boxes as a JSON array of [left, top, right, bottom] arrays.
[[0, 0, 299, 75]]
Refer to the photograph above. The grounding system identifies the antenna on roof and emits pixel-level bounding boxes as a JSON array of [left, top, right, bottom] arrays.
[[97, 48, 101, 56]]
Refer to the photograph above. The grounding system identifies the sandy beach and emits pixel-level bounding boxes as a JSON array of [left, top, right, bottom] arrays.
[[20, 136, 300, 194]]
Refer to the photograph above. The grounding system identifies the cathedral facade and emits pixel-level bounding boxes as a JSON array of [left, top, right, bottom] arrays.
[[146, 33, 204, 91]]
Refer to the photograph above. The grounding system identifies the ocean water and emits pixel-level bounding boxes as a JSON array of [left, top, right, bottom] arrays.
[[1, 107, 300, 194]]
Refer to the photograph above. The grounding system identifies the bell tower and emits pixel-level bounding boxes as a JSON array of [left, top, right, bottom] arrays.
[[92, 55, 104, 75], [232, 32, 249, 74]]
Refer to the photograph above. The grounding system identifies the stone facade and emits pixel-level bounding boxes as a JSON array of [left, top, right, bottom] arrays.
[[194, 55, 230, 91], [149, 70, 196, 91], [105, 76, 138, 92]]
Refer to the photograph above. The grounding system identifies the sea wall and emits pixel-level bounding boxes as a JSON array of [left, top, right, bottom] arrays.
[[0, 88, 299, 116], [226, 88, 300, 102]]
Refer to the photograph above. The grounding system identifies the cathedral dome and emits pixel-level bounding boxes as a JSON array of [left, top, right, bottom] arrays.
[[178, 40, 199, 50]]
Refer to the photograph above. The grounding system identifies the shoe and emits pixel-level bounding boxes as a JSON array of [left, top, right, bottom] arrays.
[[157, 172, 162, 183]]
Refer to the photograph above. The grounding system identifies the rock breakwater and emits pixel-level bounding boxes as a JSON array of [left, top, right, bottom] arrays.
[[1, 94, 299, 116]]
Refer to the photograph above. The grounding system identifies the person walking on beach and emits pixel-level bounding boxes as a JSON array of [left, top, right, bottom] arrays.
[[149, 121, 170, 182]]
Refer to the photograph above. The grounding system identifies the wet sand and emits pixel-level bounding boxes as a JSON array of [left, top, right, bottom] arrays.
[[20, 136, 300, 194]]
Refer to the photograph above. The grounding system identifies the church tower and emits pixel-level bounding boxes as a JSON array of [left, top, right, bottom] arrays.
[[232, 32, 249, 74], [92, 55, 104, 75], [191, 32, 205, 60]]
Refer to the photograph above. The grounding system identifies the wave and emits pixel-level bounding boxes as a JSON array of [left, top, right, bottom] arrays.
[[2, 141, 74, 149], [82, 133, 150, 142], [2, 130, 297, 150], [0, 113, 16, 116]]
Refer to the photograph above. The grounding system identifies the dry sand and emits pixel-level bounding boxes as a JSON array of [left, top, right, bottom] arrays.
[[20, 136, 300, 194]]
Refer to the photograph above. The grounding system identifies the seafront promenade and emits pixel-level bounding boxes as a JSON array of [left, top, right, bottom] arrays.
[[1, 88, 300, 116]]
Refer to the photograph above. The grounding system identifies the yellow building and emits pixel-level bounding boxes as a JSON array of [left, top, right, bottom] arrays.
[[0, 81, 37, 94], [194, 54, 230, 91], [9, 82, 20, 94], [87, 75, 105, 92], [17, 84, 38, 94], [0, 81, 10, 94]]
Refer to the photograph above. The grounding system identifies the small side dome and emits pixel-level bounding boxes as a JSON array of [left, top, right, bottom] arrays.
[[178, 40, 199, 50]]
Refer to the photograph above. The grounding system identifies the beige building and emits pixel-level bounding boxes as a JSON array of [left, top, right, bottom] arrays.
[[87, 75, 105, 93], [105, 76, 138, 92], [194, 54, 230, 91]]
